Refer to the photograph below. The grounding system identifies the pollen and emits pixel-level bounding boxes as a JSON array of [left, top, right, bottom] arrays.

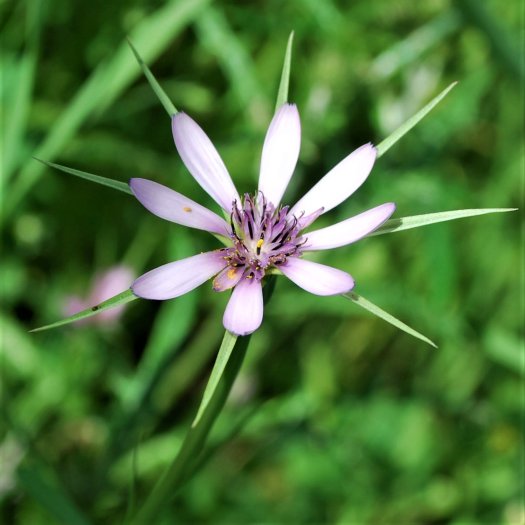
[[227, 268, 237, 280], [183, 206, 192, 212]]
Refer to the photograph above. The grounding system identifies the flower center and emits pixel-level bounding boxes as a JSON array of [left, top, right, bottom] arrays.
[[213, 193, 305, 291]]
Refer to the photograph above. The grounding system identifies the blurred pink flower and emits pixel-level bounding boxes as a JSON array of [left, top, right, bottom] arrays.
[[63, 265, 134, 326], [131, 104, 395, 336]]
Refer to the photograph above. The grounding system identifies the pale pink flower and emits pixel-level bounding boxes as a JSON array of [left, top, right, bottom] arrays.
[[131, 104, 395, 336], [64, 265, 134, 326]]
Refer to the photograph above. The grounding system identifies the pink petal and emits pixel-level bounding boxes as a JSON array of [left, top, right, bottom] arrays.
[[258, 103, 301, 207], [223, 277, 263, 336], [90, 265, 135, 322], [130, 178, 228, 236], [304, 203, 396, 251], [280, 257, 355, 296], [290, 143, 377, 217], [132, 251, 227, 300], [297, 207, 324, 230], [172, 113, 240, 212], [213, 265, 245, 291]]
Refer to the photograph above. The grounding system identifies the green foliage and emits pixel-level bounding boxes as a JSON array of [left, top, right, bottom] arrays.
[[2, 0, 521, 524]]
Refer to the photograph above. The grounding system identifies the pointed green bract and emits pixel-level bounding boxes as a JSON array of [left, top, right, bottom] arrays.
[[30, 289, 137, 333], [369, 208, 517, 236], [376, 81, 458, 158], [343, 292, 437, 348], [192, 331, 238, 427], [275, 31, 294, 110], [127, 39, 178, 117], [35, 158, 132, 195], [5, 0, 208, 220]]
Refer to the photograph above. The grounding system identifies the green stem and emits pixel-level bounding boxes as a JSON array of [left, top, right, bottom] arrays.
[[128, 278, 276, 524], [128, 336, 250, 524]]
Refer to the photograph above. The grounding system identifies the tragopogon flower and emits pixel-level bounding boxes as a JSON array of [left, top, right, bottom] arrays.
[[130, 104, 395, 336]]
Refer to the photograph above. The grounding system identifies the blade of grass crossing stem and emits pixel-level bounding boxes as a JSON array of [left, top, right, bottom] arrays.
[[5, 0, 209, 220], [376, 82, 458, 158], [30, 289, 137, 332], [369, 208, 517, 236], [343, 292, 437, 348], [275, 31, 294, 110], [127, 39, 178, 117], [192, 331, 238, 427], [130, 335, 251, 525], [34, 158, 132, 195]]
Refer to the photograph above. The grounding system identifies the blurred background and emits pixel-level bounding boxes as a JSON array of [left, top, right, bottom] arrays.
[[1, 0, 523, 523]]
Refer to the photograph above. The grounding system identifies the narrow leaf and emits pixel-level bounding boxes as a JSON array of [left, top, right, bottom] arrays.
[[194, 7, 264, 111], [5, 0, 209, 220], [192, 330, 238, 427], [34, 158, 132, 194], [376, 81, 458, 158], [343, 291, 437, 348], [127, 39, 178, 117], [275, 31, 294, 110], [369, 208, 517, 236], [30, 289, 137, 333]]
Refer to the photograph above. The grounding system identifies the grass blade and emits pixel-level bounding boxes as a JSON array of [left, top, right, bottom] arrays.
[[4, 0, 209, 221], [192, 331, 238, 427], [376, 81, 458, 158], [127, 39, 178, 117], [275, 31, 294, 110], [369, 208, 517, 236], [34, 158, 132, 195], [194, 7, 264, 111], [30, 289, 137, 333], [343, 291, 437, 348]]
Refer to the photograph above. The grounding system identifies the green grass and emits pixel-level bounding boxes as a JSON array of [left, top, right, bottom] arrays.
[[1, 0, 522, 523]]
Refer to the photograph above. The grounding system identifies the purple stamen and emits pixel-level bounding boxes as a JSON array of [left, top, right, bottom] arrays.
[[214, 192, 305, 292]]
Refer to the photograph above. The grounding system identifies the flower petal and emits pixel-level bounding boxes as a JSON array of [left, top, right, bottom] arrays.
[[280, 258, 355, 296], [304, 203, 396, 251], [258, 103, 301, 207], [132, 251, 227, 300], [130, 178, 229, 236], [223, 277, 263, 336], [297, 207, 324, 230], [290, 143, 377, 217], [213, 265, 245, 292], [172, 113, 240, 212]]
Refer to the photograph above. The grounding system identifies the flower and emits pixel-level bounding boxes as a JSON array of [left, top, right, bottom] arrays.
[[64, 265, 134, 326], [130, 104, 395, 336]]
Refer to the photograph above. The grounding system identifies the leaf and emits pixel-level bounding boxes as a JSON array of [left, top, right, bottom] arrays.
[[275, 31, 294, 110], [343, 292, 437, 348], [192, 331, 238, 427], [376, 81, 458, 158], [127, 39, 178, 117], [369, 208, 517, 237], [34, 158, 132, 195], [30, 289, 137, 333]]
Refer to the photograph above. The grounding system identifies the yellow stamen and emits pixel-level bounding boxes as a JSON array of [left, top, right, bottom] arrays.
[[227, 268, 237, 280]]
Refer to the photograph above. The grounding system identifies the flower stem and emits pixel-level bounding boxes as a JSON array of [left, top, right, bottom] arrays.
[[129, 334, 251, 524]]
